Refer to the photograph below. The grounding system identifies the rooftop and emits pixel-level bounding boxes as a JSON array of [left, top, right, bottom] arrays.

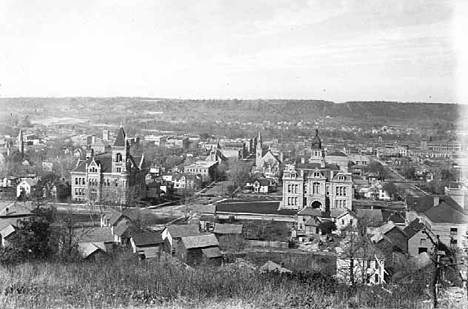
[[216, 200, 296, 216]]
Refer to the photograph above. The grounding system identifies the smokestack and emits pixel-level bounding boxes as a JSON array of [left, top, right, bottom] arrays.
[[301, 157, 305, 164]]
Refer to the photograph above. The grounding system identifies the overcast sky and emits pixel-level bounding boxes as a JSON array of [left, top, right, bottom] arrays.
[[1, 0, 467, 103]]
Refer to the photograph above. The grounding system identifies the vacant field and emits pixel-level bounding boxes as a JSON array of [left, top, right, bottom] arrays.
[[0, 250, 463, 309]]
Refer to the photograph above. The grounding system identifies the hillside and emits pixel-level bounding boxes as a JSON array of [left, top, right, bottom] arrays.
[[0, 98, 460, 127]]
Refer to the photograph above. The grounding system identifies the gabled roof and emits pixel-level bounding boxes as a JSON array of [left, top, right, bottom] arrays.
[[166, 224, 200, 238], [132, 232, 163, 246], [181, 233, 219, 249], [406, 195, 437, 213], [424, 202, 468, 224], [213, 224, 243, 235], [78, 242, 107, 258], [0, 202, 34, 217], [298, 207, 322, 217], [330, 209, 351, 219], [305, 216, 321, 227], [72, 154, 112, 173], [18, 178, 38, 187], [403, 219, 425, 239], [114, 127, 126, 147], [254, 178, 270, 186], [114, 219, 131, 237], [201, 247, 222, 258]]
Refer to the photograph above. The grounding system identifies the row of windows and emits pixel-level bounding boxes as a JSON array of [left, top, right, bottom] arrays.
[[89, 167, 98, 173], [335, 200, 347, 208], [75, 177, 86, 185], [287, 197, 298, 206], [335, 186, 347, 196], [186, 168, 207, 174], [287, 184, 299, 194], [75, 188, 86, 195]]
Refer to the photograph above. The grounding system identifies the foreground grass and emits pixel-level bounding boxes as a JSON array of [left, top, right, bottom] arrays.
[[0, 253, 461, 309]]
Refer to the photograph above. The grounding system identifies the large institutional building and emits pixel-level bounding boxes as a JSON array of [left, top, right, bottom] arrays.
[[71, 126, 147, 204], [280, 130, 353, 212]]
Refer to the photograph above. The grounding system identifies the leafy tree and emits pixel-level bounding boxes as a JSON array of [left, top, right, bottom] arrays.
[[403, 167, 416, 180], [227, 159, 252, 190], [382, 182, 398, 199], [319, 221, 337, 235], [0, 208, 53, 264], [367, 161, 387, 180]]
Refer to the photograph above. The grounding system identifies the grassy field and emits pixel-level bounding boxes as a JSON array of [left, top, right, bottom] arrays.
[[0, 250, 461, 309]]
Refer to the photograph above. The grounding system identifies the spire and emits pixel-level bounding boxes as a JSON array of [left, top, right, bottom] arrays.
[[114, 126, 126, 147], [18, 128, 24, 155]]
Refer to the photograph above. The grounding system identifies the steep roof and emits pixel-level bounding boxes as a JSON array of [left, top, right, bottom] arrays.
[[213, 223, 243, 235], [423, 202, 468, 224], [305, 216, 321, 227], [311, 129, 322, 149], [181, 233, 219, 249], [72, 154, 113, 173], [114, 127, 126, 147], [132, 232, 164, 246], [166, 224, 200, 238], [403, 219, 425, 239]]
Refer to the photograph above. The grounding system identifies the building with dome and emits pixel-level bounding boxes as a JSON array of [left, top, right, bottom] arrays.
[[70, 126, 147, 205], [279, 129, 353, 212]]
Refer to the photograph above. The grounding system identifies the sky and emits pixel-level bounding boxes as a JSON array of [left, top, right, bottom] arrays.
[[1, 0, 467, 103]]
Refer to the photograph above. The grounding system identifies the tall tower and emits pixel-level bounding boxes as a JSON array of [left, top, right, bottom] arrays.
[[309, 129, 324, 165], [256, 131, 263, 168], [112, 126, 130, 174], [17, 128, 24, 156]]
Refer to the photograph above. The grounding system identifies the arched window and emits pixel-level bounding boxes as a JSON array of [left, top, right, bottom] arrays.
[[116, 153, 122, 162], [312, 182, 320, 194]]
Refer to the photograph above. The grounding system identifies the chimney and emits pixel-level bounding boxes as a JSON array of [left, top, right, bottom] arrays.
[[433, 196, 440, 206], [301, 157, 305, 164], [280, 152, 284, 163]]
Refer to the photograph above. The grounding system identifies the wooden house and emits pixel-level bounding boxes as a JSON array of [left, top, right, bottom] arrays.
[[161, 224, 200, 255], [130, 232, 164, 259], [213, 223, 243, 250], [175, 233, 222, 266]]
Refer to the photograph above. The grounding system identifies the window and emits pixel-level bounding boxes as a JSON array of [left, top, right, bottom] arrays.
[[375, 274, 379, 283], [420, 239, 427, 246], [335, 200, 338, 208], [450, 238, 457, 246], [288, 184, 291, 193], [343, 187, 347, 196], [450, 228, 458, 235], [343, 200, 347, 208], [117, 167, 122, 173], [312, 182, 320, 194], [294, 197, 298, 205], [336, 187, 339, 195], [75, 178, 78, 185], [116, 153, 122, 162]]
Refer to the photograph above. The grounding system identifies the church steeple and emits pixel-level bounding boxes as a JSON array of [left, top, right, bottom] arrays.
[[18, 128, 24, 156], [256, 131, 263, 168]]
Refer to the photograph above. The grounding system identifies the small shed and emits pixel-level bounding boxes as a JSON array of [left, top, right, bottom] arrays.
[[176, 233, 222, 266], [130, 232, 164, 259], [213, 223, 244, 250]]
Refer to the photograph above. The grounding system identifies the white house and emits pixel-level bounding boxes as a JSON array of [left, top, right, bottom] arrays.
[[16, 178, 38, 198]]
